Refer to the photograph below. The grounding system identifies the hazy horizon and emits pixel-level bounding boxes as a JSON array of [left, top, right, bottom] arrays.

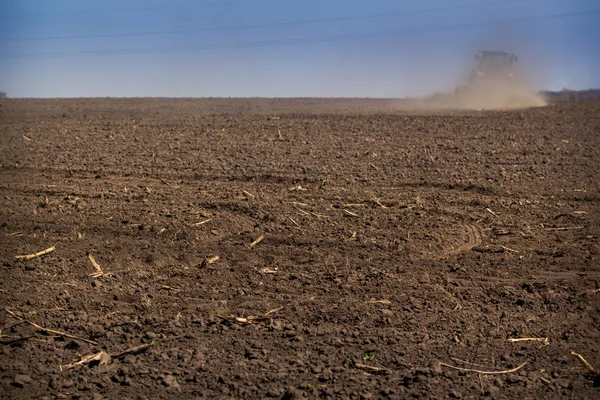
[[3, 89, 598, 100]]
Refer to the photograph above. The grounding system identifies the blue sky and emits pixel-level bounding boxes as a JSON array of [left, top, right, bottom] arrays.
[[0, 0, 598, 97]]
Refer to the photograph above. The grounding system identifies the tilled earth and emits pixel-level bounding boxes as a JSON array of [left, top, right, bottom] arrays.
[[0, 98, 599, 399]]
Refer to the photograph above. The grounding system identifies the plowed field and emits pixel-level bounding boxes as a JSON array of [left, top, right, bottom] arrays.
[[1, 98, 599, 399]]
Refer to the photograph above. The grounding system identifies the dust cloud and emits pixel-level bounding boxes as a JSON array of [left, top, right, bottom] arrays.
[[391, 27, 550, 111], [422, 80, 548, 111]]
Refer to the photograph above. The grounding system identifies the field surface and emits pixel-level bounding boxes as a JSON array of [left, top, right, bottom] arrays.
[[0, 98, 599, 399]]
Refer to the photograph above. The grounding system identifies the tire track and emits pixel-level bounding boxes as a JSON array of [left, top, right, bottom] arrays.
[[445, 223, 483, 257]]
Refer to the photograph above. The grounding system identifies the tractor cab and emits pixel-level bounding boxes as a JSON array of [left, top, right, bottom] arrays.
[[471, 51, 518, 81]]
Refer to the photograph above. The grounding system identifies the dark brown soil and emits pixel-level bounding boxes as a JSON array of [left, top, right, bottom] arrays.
[[1, 98, 599, 399]]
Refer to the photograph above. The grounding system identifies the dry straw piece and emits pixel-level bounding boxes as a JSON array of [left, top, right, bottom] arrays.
[[88, 254, 104, 277], [15, 245, 56, 260], [63, 351, 110, 369], [439, 361, 527, 375], [571, 351, 597, 374], [250, 235, 265, 248], [4, 308, 97, 345], [343, 209, 359, 218], [63, 342, 155, 369], [354, 363, 389, 375], [217, 307, 283, 325], [508, 337, 550, 345]]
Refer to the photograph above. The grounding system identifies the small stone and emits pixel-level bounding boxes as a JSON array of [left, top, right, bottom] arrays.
[[91, 280, 102, 288], [122, 354, 137, 364], [13, 374, 32, 387], [163, 374, 181, 390], [310, 364, 322, 374], [145, 331, 158, 339], [381, 309, 394, 316]]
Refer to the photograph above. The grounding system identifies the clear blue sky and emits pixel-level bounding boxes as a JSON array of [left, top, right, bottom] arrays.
[[0, 0, 598, 97]]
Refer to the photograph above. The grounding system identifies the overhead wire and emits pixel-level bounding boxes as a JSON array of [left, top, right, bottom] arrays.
[[0, 0, 279, 17], [1, 9, 598, 59], [3, 0, 525, 42]]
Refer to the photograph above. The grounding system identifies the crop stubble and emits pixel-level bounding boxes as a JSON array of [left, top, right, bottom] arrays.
[[0, 98, 599, 398]]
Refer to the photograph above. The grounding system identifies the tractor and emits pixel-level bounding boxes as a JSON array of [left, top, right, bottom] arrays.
[[455, 51, 521, 103]]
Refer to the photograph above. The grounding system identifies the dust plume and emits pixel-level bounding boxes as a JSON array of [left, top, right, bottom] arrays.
[[424, 79, 548, 110], [455, 84, 548, 110], [417, 50, 548, 111], [402, 26, 550, 111]]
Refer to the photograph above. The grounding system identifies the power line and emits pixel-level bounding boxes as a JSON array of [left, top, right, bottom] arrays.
[[0, 0, 278, 17], [1, 9, 598, 60], [3, 0, 525, 42]]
